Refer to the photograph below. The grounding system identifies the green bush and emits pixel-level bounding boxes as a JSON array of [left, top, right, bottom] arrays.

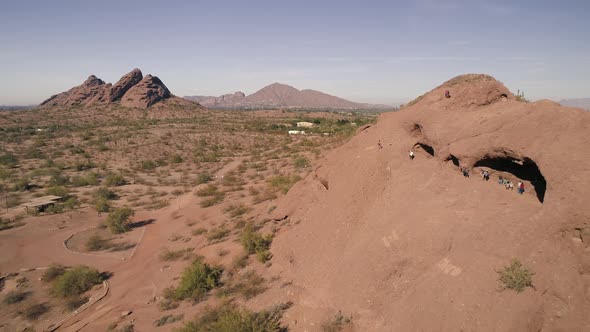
[[141, 160, 157, 170], [206, 227, 230, 243], [42, 264, 66, 282], [160, 247, 193, 261], [72, 172, 99, 186], [224, 203, 250, 218], [196, 173, 212, 184], [49, 173, 69, 186], [240, 223, 273, 263], [94, 198, 111, 214], [178, 304, 286, 332], [52, 266, 102, 298], [293, 156, 310, 169], [63, 197, 80, 210], [154, 314, 184, 327], [174, 259, 222, 302], [321, 311, 353, 332], [3, 290, 30, 304], [0, 153, 18, 167], [106, 207, 134, 234], [93, 187, 117, 200], [105, 173, 126, 187], [45, 186, 69, 197], [170, 155, 184, 164], [13, 177, 30, 191], [24, 303, 49, 321], [86, 234, 111, 251], [497, 259, 534, 292], [268, 174, 301, 194]]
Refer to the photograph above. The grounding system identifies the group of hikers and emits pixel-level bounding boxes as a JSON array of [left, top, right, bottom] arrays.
[[408, 149, 526, 195], [476, 167, 524, 195]]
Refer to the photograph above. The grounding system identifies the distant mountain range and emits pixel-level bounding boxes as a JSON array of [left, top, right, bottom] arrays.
[[558, 98, 590, 110], [185, 83, 392, 110]]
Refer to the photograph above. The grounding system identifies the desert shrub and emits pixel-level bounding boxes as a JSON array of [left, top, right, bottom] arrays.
[[74, 160, 96, 171], [170, 155, 184, 164], [240, 223, 273, 263], [45, 203, 65, 214], [191, 228, 207, 236], [159, 298, 180, 311], [196, 184, 220, 197], [174, 259, 222, 302], [63, 197, 80, 210], [224, 203, 250, 218], [3, 290, 30, 304], [86, 234, 111, 251], [141, 160, 157, 170], [93, 187, 117, 200], [497, 259, 534, 292], [45, 186, 69, 197], [231, 253, 249, 271], [268, 174, 301, 194], [196, 173, 212, 184], [42, 264, 66, 282], [321, 311, 353, 332], [24, 303, 49, 321], [160, 248, 193, 261], [13, 177, 30, 191], [72, 172, 99, 187], [106, 207, 135, 234], [207, 227, 230, 243], [94, 198, 111, 214], [48, 173, 69, 186], [0, 153, 18, 167], [154, 314, 184, 327], [52, 266, 102, 298], [293, 156, 310, 169], [220, 270, 266, 300], [105, 173, 126, 187], [178, 304, 286, 332], [200, 193, 225, 208]]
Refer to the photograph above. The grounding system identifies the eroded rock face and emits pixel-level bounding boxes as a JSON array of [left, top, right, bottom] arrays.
[[120, 75, 172, 108], [110, 68, 143, 102], [40, 69, 175, 109], [40, 75, 111, 107]]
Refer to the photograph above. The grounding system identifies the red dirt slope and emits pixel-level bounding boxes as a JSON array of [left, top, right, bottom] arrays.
[[269, 74, 590, 331]]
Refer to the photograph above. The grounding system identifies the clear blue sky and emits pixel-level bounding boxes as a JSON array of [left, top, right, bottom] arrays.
[[1, 0, 589, 105]]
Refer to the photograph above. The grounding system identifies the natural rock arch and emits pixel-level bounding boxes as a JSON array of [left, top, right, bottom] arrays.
[[473, 156, 547, 203]]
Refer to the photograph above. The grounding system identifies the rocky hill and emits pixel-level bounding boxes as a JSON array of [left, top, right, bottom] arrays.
[[266, 74, 590, 330], [185, 83, 390, 110], [40, 68, 189, 109]]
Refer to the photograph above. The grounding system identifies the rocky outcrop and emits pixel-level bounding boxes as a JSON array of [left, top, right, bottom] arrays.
[[40, 75, 112, 107], [120, 75, 172, 108], [110, 68, 143, 102], [268, 73, 590, 331], [40, 69, 176, 109]]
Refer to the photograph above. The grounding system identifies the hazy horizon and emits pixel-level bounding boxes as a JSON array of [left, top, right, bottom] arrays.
[[1, 0, 589, 105]]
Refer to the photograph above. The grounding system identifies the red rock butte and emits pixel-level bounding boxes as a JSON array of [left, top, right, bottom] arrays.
[[40, 68, 187, 109], [268, 74, 590, 331]]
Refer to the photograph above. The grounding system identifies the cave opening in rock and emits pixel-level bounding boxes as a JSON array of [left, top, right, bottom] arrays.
[[446, 154, 460, 167], [474, 156, 546, 203], [413, 142, 435, 157]]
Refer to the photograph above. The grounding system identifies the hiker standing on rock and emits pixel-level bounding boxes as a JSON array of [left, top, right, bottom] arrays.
[[462, 167, 470, 177], [409, 150, 415, 160], [517, 181, 524, 194]]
